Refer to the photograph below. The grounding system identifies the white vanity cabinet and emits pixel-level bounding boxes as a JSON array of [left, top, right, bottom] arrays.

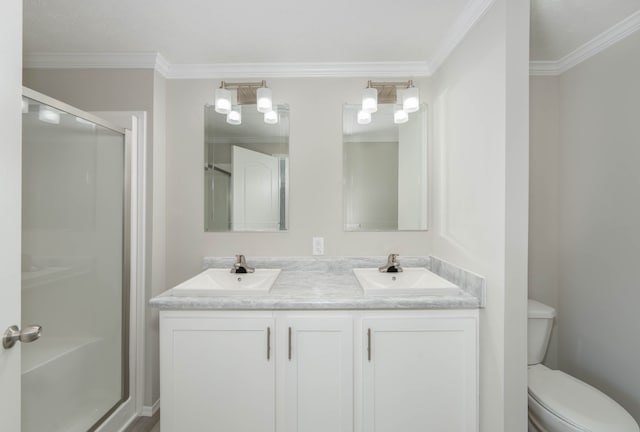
[[159, 313, 276, 432], [160, 311, 354, 432], [361, 314, 478, 432], [159, 309, 478, 432], [279, 314, 354, 432]]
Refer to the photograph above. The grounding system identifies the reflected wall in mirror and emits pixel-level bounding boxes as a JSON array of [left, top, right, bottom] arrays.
[[205, 104, 289, 231], [343, 104, 427, 231]]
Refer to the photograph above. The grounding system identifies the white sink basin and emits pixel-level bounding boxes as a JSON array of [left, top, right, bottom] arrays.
[[353, 268, 460, 296], [170, 268, 281, 296]]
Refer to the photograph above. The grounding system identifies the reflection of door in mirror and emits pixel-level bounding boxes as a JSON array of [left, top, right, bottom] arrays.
[[232, 146, 280, 231], [343, 104, 427, 232]]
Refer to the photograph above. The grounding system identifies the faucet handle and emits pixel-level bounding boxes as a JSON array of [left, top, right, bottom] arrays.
[[235, 254, 247, 264], [388, 253, 399, 263]]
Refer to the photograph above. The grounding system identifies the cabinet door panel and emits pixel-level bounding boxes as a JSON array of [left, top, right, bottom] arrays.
[[161, 316, 275, 432], [363, 317, 477, 432], [284, 317, 353, 432]]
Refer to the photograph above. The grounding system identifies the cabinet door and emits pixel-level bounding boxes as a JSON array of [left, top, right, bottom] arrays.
[[283, 316, 353, 432], [160, 314, 275, 432], [363, 317, 477, 432]]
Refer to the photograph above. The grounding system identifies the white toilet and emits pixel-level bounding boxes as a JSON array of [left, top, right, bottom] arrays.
[[528, 299, 639, 432]]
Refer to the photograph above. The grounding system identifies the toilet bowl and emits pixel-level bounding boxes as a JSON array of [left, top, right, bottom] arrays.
[[527, 300, 639, 432]]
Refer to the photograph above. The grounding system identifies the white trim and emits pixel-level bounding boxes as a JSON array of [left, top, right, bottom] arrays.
[[142, 399, 160, 417], [528, 61, 562, 76], [164, 61, 430, 79], [428, 0, 497, 74], [92, 111, 148, 424], [530, 9, 640, 76], [23, 52, 161, 70]]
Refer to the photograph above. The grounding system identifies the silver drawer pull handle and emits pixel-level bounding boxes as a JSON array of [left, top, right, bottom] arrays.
[[3, 325, 42, 349]]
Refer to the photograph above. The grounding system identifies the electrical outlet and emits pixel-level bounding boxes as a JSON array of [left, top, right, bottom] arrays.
[[312, 237, 324, 256]]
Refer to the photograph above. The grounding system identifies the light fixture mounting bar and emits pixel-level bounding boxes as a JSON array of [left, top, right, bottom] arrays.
[[219, 80, 269, 105], [367, 80, 414, 104]]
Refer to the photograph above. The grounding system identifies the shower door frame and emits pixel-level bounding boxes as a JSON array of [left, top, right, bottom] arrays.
[[22, 87, 137, 432]]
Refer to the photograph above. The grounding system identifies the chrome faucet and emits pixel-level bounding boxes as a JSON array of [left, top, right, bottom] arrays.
[[379, 253, 403, 273], [231, 254, 255, 274]]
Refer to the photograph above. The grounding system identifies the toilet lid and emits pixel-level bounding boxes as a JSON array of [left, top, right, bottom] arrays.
[[528, 365, 639, 432]]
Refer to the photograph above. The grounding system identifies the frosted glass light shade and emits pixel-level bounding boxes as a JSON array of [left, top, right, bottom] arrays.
[[264, 109, 278, 124], [362, 87, 378, 113], [257, 87, 273, 113], [357, 109, 371, 125], [22, 98, 29, 114], [402, 87, 419, 113], [394, 105, 409, 124], [38, 106, 60, 124], [226, 105, 242, 125], [215, 87, 232, 114]]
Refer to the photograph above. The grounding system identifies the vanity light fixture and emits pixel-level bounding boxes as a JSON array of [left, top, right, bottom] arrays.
[[214, 86, 232, 114], [214, 80, 277, 125], [361, 81, 378, 113], [264, 109, 278, 125], [394, 105, 409, 124], [256, 86, 273, 113], [401, 81, 419, 113], [22, 98, 29, 114], [226, 105, 242, 125], [357, 109, 372, 125], [358, 80, 419, 125]]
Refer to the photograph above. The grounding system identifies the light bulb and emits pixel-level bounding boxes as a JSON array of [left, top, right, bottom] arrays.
[[394, 105, 409, 124], [357, 109, 371, 125], [402, 86, 419, 113], [264, 109, 278, 124], [257, 87, 273, 113], [226, 105, 242, 125], [362, 87, 378, 113], [38, 106, 60, 124], [215, 87, 232, 114]]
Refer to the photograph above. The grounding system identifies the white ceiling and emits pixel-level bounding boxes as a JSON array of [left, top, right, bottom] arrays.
[[23, 0, 469, 64], [22, 0, 640, 71]]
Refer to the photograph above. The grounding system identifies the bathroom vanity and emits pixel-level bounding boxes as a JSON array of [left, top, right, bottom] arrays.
[[151, 257, 484, 432]]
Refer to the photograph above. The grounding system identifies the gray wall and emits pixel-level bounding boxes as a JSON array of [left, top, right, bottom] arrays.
[[559, 30, 640, 422], [164, 77, 433, 289], [529, 75, 560, 368], [530, 31, 640, 422]]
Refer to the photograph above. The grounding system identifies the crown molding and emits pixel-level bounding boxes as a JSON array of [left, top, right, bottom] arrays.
[[428, 0, 497, 74], [530, 9, 640, 76], [23, 51, 163, 70], [163, 61, 430, 79]]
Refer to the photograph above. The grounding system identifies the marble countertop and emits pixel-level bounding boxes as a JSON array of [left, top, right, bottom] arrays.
[[150, 256, 485, 311]]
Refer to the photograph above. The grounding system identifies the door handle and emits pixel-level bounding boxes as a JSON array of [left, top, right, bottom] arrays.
[[3, 325, 42, 349]]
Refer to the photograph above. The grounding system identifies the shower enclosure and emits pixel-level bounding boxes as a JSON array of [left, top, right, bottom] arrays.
[[21, 88, 130, 432]]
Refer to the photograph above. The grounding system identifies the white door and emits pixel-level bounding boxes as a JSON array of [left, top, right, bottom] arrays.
[[363, 317, 477, 432], [0, 2, 23, 429], [281, 316, 353, 432], [232, 145, 280, 231], [160, 312, 276, 432]]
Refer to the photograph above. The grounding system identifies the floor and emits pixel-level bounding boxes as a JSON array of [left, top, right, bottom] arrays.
[[123, 411, 159, 432]]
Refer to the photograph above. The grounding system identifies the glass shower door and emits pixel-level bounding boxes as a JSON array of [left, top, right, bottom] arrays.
[[21, 92, 129, 432]]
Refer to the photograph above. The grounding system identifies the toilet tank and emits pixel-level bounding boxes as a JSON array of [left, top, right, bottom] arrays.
[[528, 300, 556, 365]]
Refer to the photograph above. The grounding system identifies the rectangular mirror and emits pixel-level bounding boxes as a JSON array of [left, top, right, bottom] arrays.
[[205, 104, 289, 231], [343, 103, 427, 231]]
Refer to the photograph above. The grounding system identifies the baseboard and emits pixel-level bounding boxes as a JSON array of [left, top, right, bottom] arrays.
[[141, 399, 160, 417]]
